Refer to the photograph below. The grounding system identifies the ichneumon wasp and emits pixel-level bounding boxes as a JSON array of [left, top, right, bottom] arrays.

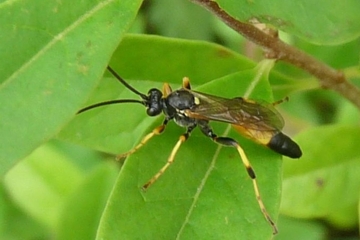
[[78, 66, 302, 234]]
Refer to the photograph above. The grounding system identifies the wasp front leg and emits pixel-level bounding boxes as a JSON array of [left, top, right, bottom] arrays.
[[116, 119, 169, 160], [142, 124, 196, 190]]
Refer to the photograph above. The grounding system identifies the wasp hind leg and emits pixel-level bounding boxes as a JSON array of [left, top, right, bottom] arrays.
[[198, 121, 278, 234], [142, 125, 196, 190], [272, 96, 289, 106]]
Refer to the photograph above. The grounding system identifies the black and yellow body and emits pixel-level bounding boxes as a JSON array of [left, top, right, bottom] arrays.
[[178, 91, 302, 159], [78, 66, 302, 234]]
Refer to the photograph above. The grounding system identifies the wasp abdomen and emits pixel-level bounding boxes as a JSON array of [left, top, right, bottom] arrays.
[[267, 132, 302, 158]]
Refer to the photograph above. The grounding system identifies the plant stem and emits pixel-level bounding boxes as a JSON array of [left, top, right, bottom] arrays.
[[191, 0, 360, 109]]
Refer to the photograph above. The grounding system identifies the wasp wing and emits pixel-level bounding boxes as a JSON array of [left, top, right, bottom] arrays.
[[185, 90, 284, 131]]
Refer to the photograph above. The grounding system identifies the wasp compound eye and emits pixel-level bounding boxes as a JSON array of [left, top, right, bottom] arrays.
[[146, 89, 163, 116], [146, 105, 162, 116]]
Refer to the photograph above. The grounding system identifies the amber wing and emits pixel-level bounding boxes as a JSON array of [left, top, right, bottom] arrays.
[[185, 90, 284, 132]]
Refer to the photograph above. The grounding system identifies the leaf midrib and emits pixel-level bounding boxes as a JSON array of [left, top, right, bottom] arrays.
[[175, 60, 274, 238], [1, 0, 115, 89]]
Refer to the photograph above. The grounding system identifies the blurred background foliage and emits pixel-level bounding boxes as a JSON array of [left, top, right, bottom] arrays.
[[1, 0, 360, 239]]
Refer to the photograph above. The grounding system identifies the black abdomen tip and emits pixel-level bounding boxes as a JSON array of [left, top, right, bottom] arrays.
[[267, 132, 302, 158]]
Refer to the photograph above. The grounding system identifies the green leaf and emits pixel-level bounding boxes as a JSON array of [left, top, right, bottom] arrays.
[[0, 185, 48, 239], [57, 163, 118, 240], [149, 0, 214, 40], [281, 125, 360, 229], [109, 34, 255, 82], [269, 70, 318, 100], [59, 35, 299, 153], [0, 0, 142, 176], [274, 215, 327, 240], [57, 35, 303, 238], [214, 0, 360, 45], [95, 60, 283, 239], [3, 143, 83, 230], [359, 199, 360, 231], [58, 35, 256, 153], [336, 98, 360, 125]]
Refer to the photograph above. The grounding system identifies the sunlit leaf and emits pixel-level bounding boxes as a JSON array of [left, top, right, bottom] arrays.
[[0, 0, 142, 176]]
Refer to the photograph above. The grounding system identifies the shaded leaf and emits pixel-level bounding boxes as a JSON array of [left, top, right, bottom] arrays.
[[281, 125, 360, 229], [149, 0, 214, 40], [0, 185, 48, 239], [274, 215, 327, 240], [57, 163, 118, 240], [4, 144, 83, 229], [215, 0, 360, 45]]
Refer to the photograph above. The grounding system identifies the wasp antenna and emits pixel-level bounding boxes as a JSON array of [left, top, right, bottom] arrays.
[[107, 66, 148, 99], [77, 99, 145, 114]]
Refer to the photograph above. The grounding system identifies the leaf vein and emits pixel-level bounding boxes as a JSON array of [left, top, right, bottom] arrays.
[[2, 0, 114, 88]]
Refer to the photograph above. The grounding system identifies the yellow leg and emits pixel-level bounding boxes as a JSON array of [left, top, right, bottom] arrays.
[[116, 124, 166, 161], [182, 77, 191, 89], [162, 83, 172, 97], [272, 96, 289, 106], [234, 143, 278, 235], [142, 134, 187, 190], [212, 136, 278, 234]]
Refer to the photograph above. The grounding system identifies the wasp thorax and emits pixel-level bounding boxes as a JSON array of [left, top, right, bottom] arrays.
[[167, 90, 195, 110]]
